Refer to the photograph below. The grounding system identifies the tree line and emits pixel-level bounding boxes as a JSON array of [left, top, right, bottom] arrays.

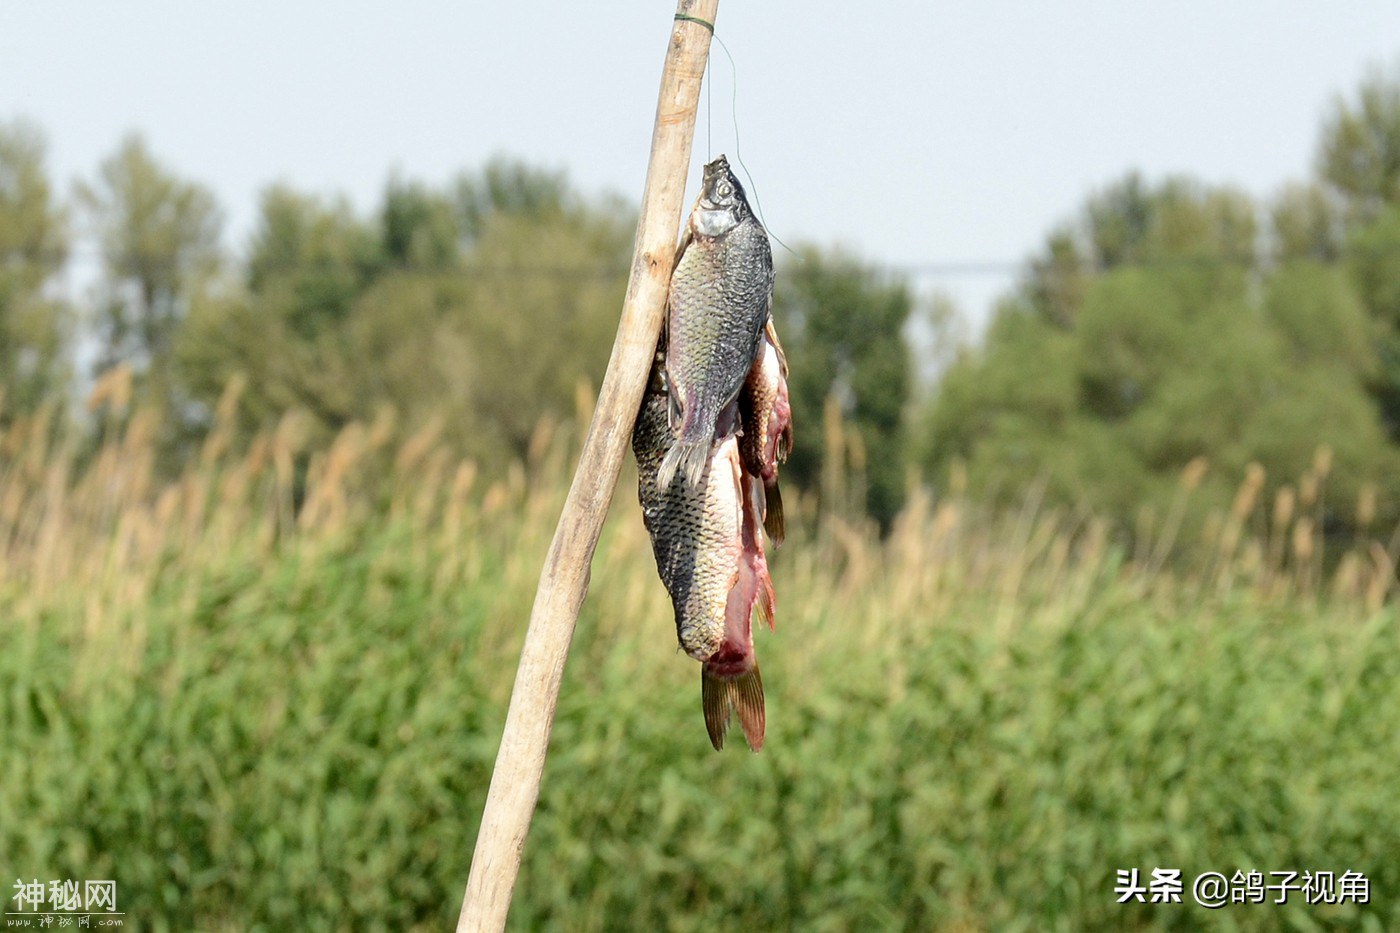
[[0, 123, 920, 524], [4, 63, 1400, 539], [923, 62, 1400, 543]]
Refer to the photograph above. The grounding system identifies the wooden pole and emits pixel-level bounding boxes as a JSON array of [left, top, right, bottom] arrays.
[[456, 3, 718, 930]]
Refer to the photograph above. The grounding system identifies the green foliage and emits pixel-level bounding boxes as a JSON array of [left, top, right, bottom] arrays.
[[1307, 63, 1400, 447], [456, 209, 631, 459], [1265, 261, 1375, 373], [1347, 205, 1400, 330], [178, 162, 632, 464], [1319, 60, 1400, 222], [0, 120, 70, 416], [924, 303, 1077, 459], [77, 134, 222, 388], [1082, 173, 1256, 268], [1271, 183, 1344, 262], [3, 530, 502, 930], [453, 156, 572, 239], [775, 248, 915, 528], [382, 176, 460, 270], [922, 174, 1399, 539], [245, 185, 383, 329], [3, 416, 1399, 931]]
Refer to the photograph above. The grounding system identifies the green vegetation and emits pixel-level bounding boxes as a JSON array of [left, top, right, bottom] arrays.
[[7, 52, 1400, 933], [2, 399, 1397, 931], [0, 120, 70, 420], [1, 121, 926, 521], [922, 172, 1399, 544], [8, 62, 1400, 537], [775, 247, 917, 529], [922, 62, 1400, 543]]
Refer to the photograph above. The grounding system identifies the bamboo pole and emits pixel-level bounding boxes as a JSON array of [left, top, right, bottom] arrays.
[[456, 3, 718, 930]]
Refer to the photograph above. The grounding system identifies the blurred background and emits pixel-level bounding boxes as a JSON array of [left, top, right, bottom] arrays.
[[4, 2, 1400, 929]]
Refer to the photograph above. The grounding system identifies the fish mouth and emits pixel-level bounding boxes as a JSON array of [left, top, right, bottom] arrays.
[[699, 156, 738, 208]]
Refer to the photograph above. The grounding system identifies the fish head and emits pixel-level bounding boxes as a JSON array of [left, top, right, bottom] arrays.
[[692, 155, 751, 237]]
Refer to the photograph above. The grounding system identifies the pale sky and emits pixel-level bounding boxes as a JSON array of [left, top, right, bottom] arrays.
[[3, 1, 1399, 329]]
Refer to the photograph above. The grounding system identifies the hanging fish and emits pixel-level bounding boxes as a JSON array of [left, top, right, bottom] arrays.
[[739, 319, 793, 546], [633, 351, 774, 751], [657, 154, 775, 490]]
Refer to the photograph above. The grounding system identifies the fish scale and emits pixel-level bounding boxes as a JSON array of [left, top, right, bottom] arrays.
[[634, 366, 738, 662], [633, 352, 771, 751], [657, 154, 774, 490]]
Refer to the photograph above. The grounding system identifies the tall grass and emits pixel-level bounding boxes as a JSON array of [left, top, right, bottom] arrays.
[[2, 372, 1398, 931]]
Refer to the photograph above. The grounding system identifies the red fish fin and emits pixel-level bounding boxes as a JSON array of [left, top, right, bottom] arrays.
[[758, 565, 777, 632], [737, 472, 776, 628], [702, 664, 765, 752]]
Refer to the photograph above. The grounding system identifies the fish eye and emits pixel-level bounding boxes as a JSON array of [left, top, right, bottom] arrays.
[[718, 183, 731, 197]]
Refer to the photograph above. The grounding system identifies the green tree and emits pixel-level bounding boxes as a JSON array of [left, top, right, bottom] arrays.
[[77, 134, 222, 398], [180, 162, 631, 468], [246, 185, 383, 329], [382, 176, 459, 270], [922, 174, 1396, 538], [444, 205, 631, 459], [1081, 173, 1257, 271], [775, 248, 915, 528], [0, 120, 70, 418], [1271, 182, 1344, 262], [178, 186, 385, 433], [453, 156, 570, 240], [1319, 61, 1400, 223], [1316, 63, 1400, 439]]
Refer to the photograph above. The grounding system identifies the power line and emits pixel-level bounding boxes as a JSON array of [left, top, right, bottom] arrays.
[[45, 243, 1399, 283]]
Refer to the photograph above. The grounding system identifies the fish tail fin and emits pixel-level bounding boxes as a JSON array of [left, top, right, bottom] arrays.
[[763, 479, 786, 547], [657, 437, 710, 489], [702, 663, 765, 752]]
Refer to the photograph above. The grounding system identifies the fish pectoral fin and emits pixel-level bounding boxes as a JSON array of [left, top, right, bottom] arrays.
[[763, 479, 785, 548], [777, 422, 793, 462], [759, 569, 777, 632], [702, 664, 765, 753], [658, 438, 710, 490], [673, 223, 694, 269]]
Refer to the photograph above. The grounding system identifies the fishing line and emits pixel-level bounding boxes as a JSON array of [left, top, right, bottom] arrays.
[[710, 32, 801, 260], [706, 54, 712, 157]]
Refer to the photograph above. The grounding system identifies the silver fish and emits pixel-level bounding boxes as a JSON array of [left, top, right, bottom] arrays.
[[657, 154, 774, 490], [634, 351, 774, 751]]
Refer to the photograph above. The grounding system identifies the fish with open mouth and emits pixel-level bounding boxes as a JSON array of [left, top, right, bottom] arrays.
[[657, 154, 774, 491]]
